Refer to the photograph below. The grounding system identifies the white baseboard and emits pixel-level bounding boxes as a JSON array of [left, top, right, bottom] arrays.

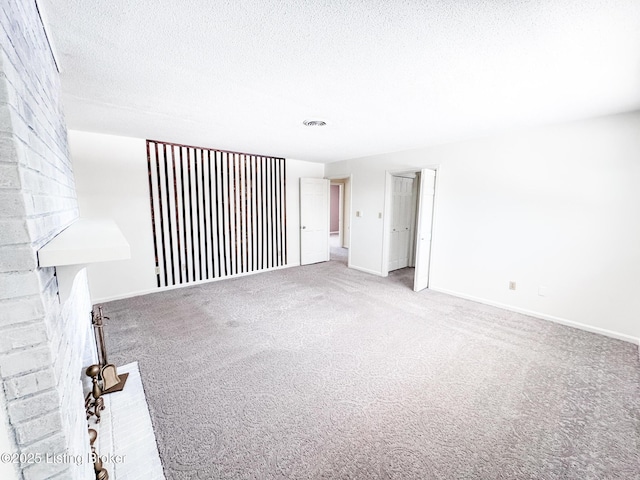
[[92, 263, 297, 304], [429, 286, 640, 347], [348, 265, 385, 277]]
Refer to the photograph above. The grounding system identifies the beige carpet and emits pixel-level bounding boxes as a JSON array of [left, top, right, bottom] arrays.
[[104, 259, 640, 479]]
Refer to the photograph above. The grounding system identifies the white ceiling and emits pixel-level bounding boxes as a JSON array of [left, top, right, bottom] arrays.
[[39, 0, 640, 163]]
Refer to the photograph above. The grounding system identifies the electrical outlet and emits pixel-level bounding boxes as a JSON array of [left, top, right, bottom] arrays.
[[509, 281, 516, 290], [538, 286, 547, 296]]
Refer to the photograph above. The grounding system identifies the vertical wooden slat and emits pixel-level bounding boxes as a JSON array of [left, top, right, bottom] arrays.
[[228, 152, 234, 274], [274, 156, 281, 266], [272, 156, 278, 267], [186, 148, 196, 281], [232, 153, 240, 273], [225, 152, 235, 275], [166, 144, 178, 284], [199, 148, 206, 280], [180, 147, 190, 283], [156, 150, 167, 285], [206, 150, 215, 279], [269, 156, 275, 267], [252, 157, 257, 270], [171, 145, 183, 284], [273, 157, 278, 266], [257, 156, 263, 269], [180, 147, 188, 283], [193, 148, 202, 281], [256, 157, 263, 270], [281, 158, 287, 264], [233, 152, 240, 275], [219, 152, 227, 276], [201, 150, 211, 280], [237, 153, 244, 273], [214, 151, 225, 277], [276, 158, 282, 265], [267, 158, 276, 267], [240, 154, 248, 273], [147, 141, 161, 287], [275, 157, 282, 266], [199, 148, 209, 280], [196, 148, 202, 279], [264, 156, 270, 269], [247, 155, 254, 272], [262, 156, 267, 269], [177, 147, 186, 284], [272, 157, 277, 267], [162, 144, 175, 285]]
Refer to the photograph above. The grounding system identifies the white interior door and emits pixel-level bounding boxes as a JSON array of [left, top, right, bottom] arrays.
[[413, 169, 436, 292], [389, 175, 416, 272], [300, 178, 330, 265]]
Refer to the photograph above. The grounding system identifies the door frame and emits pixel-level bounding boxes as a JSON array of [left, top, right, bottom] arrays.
[[382, 166, 440, 282], [326, 174, 353, 267]]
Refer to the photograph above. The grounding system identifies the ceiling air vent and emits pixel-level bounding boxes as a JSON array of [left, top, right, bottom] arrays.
[[303, 119, 327, 127]]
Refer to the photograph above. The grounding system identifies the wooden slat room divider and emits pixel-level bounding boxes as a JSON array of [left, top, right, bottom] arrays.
[[147, 140, 287, 288]]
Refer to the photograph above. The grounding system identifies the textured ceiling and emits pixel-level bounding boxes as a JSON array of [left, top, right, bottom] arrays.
[[38, 0, 640, 163]]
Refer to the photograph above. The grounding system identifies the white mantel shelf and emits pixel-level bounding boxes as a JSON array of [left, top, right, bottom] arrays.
[[38, 218, 130, 267], [38, 218, 130, 301]]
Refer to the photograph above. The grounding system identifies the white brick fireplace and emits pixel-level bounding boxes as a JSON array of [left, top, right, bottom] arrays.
[[0, 1, 95, 478]]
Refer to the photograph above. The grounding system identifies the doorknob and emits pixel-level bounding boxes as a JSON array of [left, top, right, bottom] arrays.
[[301, 226, 306, 229]]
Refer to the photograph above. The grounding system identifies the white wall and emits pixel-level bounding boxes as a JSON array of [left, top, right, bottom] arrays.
[[70, 130, 323, 302], [69, 132, 153, 302], [326, 112, 640, 342]]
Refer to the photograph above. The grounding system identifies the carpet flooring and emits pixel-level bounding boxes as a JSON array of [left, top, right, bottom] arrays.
[[104, 255, 640, 479]]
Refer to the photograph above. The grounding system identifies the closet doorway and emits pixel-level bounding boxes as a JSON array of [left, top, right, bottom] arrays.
[[388, 173, 418, 271], [383, 169, 436, 292]]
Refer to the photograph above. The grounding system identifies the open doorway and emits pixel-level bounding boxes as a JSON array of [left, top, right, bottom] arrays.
[[388, 173, 418, 271], [383, 168, 436, 291], [329, 177, 351, 265]]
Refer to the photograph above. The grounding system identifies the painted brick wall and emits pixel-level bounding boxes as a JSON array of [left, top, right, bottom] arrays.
[[0, 2, 95, 479]]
